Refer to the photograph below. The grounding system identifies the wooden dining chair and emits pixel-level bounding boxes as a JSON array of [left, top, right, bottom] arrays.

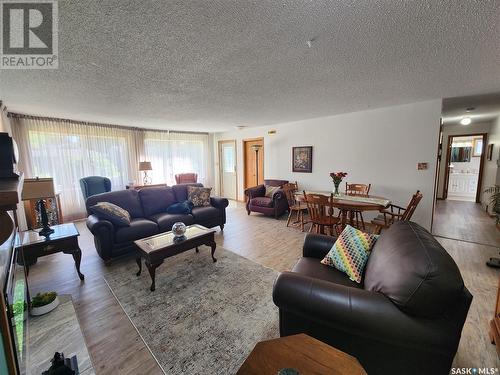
[[303, 191, 341, 236], [371, 190, 423, 234], [343, 183, 371, 230], [283, 182, 307, 231]]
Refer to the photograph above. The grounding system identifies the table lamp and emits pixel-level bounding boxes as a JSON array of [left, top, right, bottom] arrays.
[[139, 161, 152, 185], [22, 177, 55, 237]]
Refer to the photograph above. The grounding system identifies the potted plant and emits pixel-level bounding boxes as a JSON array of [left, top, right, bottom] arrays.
[[484, 186, 500, 224], [30, 291, 59, 316]]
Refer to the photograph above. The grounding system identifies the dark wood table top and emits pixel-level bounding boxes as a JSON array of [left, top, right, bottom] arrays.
[[134, 224, 214, 255], [19, 222, 79, 248], [237, 334, 367, 375]]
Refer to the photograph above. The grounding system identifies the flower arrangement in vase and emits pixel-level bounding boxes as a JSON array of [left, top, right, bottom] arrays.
[[330, 172, 348, 196]]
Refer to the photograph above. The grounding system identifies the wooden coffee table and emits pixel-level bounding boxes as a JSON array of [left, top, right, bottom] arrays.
[[237, 334, 367, 375], [134, 224, 217, 291]]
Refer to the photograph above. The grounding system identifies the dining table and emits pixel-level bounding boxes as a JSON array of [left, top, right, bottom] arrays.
[[295, 191, 391, 230]]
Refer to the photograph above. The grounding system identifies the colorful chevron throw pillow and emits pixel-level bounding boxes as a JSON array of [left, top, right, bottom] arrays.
[[321, 225, 378, 283]]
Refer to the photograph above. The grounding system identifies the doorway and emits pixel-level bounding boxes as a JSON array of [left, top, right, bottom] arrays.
[[243, 138, 264, 189], [443, 133, 486, 203], [218, 140, 237, 200]]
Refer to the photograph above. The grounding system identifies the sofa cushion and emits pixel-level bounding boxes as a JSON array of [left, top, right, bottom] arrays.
[[250, 197, 273, 208], [166, 200, 194, 215], [86, 189, 144, 218], [191, 206, 221, 223], [89, 202, 131, 227], [321, 225, 378, 283], [172, 183, 203, 202], [364, 221, 465, 318], [149, 212, 194, 232], [138, 187, 177, 217], [114, 218, 158, 243], [187, 186, 212, 207], [292, 257, 362, 289]]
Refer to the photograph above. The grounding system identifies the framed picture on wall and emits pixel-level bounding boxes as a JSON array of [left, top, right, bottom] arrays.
[[292, 146, 313, 173], [487, 143, 494, 161]]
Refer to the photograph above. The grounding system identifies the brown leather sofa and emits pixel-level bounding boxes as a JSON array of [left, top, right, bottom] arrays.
[[273, 221, 472, 375], [244, 179, 289, 219]]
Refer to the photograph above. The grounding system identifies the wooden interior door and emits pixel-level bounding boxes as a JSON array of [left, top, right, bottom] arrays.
[[243, 138, 264, 189]]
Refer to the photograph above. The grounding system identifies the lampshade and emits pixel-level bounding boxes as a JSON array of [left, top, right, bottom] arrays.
[[22, 178, 55, 200], [139, 161, 152, 171]]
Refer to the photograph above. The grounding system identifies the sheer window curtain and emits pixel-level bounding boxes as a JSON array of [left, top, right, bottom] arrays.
[[144, 130, 209, 186], [11, 116, 139, 221], [10, 116, 212, 221]]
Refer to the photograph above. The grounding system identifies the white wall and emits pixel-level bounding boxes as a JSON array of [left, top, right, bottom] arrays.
[[483, 116, 500, 212], [214, 100, 442, 230], [436, 121, 492, 200]]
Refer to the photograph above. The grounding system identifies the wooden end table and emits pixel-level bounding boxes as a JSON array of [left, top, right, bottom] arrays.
[[134, 224, 217, 291], [18, 223, 85, 281], [237, 334, 367, 375]]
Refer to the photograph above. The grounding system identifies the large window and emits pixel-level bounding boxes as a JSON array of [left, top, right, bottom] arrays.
[[11, 116, 210, 220], [23, 124, 133, 220], [144, 131, 208, 186]]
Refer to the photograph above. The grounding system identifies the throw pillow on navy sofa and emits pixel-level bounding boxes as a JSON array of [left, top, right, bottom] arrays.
[[167, 200, 194, 215]]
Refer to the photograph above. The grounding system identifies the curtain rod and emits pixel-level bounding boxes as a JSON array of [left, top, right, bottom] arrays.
[[7, 112, 209, 136]]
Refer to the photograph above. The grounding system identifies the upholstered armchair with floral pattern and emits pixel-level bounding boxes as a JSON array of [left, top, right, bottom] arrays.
[[244, 179, 289, 219]]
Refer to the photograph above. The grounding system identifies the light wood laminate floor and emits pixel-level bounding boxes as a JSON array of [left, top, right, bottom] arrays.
[[433, 200, 500, 247], [26, 202, 499, 374]]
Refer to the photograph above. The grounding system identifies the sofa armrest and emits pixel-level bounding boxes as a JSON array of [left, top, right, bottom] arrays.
[[210, 196, 229, 209], [303, 233, 336, 259], [86, 214, 114, 234], [244, 185, 265, 200], [86, 215, 115, 262], [272, 189, 285, 201], [273, 272, 459, 351]]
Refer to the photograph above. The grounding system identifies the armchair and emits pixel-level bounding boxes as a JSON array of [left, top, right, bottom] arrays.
[[175, 173, 198, 184], [80, 176, 111, 200], [273, 221, 472, 375], [244, 179, 289, 219]]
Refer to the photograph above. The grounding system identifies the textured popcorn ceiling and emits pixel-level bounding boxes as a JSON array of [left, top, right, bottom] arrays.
[[0, 0, 499, 132]]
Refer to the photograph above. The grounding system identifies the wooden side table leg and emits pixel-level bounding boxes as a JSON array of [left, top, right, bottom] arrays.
[[71, 248, 85, 281]]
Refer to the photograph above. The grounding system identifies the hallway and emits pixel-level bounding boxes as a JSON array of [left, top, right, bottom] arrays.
[[433, 200, 500, 247]]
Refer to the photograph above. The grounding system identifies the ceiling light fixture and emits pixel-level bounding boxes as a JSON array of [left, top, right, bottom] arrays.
[[460, 117, 472, 126]]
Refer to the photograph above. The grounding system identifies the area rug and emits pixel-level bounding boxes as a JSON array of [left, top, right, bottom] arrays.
[[104, 247, 279, 374]]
